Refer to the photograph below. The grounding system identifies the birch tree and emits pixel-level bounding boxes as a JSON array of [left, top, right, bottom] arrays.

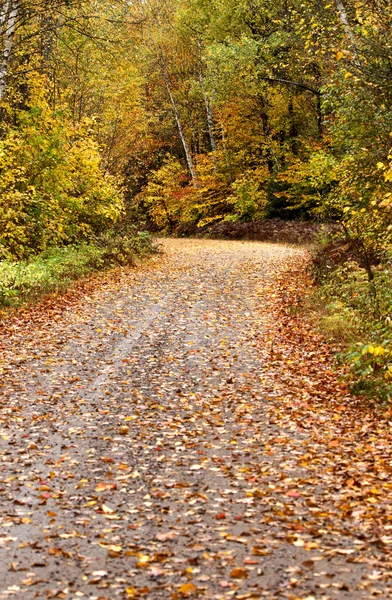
[[0, 0, 18, 100], [161, 54, 197, 180]]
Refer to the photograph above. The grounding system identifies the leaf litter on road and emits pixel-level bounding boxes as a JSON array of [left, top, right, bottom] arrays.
[[0, 238, 391, 599]]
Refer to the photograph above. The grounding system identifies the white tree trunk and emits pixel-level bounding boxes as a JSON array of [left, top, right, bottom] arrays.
[[0, 1, 11, 31], [0, 0, 18, 101], [334, 0, 354, 40], [334, 0, 359, 61], [162, 61, 196, 180]]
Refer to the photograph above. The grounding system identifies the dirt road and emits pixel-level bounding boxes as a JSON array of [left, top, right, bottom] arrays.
[[0, 239, 389, 599]]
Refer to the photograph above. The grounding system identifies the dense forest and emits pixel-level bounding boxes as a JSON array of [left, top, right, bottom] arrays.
[[1, 0, 392, 393], [0, 0, 391, 248]]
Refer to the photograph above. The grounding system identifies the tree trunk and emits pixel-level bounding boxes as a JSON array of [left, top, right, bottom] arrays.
[[288, 98, 298, 155], [161, 58, 196, 181], [0, 0, 18, 101], [334, 0, 359, 62], [334, 0, 355, 43], [197, 40, 217, 154], [199, 73, 217, 154], [40, 3, 55, 68], [0, 1, 11, 31]]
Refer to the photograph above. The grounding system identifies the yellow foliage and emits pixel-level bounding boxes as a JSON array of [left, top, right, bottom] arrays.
[[0, 80, 123, 259]]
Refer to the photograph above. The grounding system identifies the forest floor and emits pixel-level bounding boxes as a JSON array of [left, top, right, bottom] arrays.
[[0, 238, 392, 600]]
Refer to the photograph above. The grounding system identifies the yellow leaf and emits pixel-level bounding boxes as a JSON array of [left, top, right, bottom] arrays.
[[126, 587, 137, 598], [336, 51, 344, 60], [374, 346, 385, 357], [108, 545, 122, 552], [136, 554, 151, 567], [305, 541, 320, 550]]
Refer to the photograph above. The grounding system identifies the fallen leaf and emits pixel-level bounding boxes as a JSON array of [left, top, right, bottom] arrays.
[[230, 567, 248, 579], [178, 583, 198, 596]]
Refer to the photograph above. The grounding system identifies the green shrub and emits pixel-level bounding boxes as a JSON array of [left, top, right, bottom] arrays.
[[0, 231, 157, 309], [314, 248, 392, 402], [97, 229, 158, 265]]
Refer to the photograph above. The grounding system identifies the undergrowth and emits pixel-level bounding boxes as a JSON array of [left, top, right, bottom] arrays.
[[311, 238, 392, 404], [0, 230, 157, 310]]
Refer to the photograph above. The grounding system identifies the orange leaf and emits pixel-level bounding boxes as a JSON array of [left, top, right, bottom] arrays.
[[178, 583, 198, 596], [230, 567, 248, 579]]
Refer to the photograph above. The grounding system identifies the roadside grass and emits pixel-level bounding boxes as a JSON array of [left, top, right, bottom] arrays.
[[309, 241, 392, 405], [0, 231, 158, 312]]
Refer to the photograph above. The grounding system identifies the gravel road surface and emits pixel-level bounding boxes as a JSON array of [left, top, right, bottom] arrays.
[[0, 240, 388, 599]]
